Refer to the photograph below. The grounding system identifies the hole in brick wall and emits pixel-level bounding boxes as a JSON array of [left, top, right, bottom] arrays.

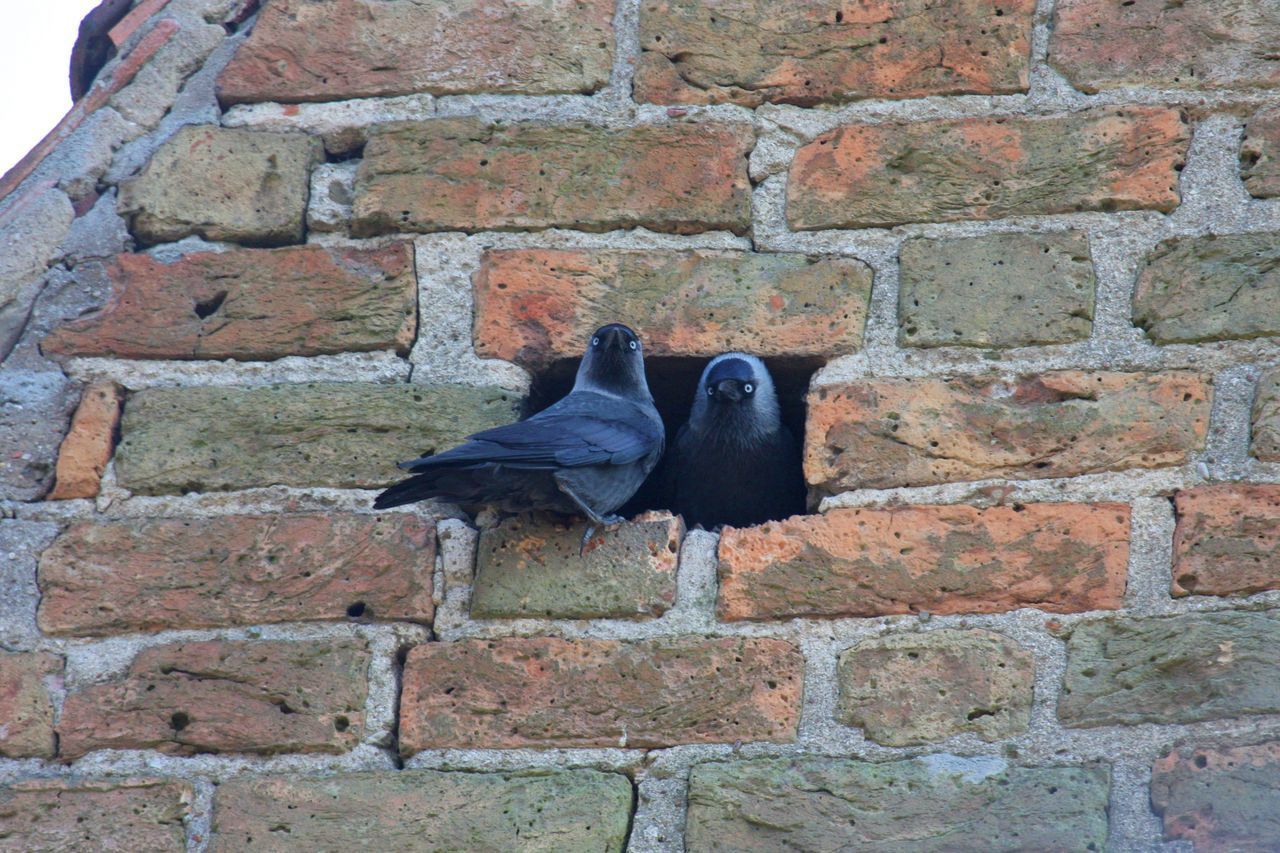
[[170, 711, 190, 731], [334, 715, 350, 732], [325, 142, 366, 164], [346, 601, 367, 619], [524, 355, 823, 521], [193, 291, 228, 319]]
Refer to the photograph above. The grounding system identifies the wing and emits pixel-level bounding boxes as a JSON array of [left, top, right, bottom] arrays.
[[398, 394, 661, 473]]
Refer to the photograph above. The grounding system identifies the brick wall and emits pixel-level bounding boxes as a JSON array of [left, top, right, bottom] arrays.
[[2, 0, 1280, 849]]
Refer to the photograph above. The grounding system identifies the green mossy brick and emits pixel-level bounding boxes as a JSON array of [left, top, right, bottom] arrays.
[[114, 382, 522, 494]]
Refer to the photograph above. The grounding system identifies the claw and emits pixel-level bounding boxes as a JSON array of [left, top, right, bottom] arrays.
[[578, 514, 627, 557]]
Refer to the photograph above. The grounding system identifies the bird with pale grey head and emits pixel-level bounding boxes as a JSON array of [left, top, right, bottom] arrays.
[[374, 323, 664, 554], [666, 352, 806, 530]]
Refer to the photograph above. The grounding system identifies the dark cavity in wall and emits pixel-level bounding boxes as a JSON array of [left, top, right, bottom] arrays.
[[524, 355, 821, 522]]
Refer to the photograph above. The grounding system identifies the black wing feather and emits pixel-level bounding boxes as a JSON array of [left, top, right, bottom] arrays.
[[396, 392, 660, 473]]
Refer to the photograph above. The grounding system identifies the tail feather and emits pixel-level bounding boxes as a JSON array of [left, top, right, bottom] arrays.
[[372, 474, 445, 509]]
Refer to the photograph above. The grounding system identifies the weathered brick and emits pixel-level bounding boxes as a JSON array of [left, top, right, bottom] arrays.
[[1242, 108, 1280, 198], [805, 371, 1210, 493], [211, 770, 632, 852], [1173, 485, 1280, 597], [471, 513, 680, 620], [352, 119, 753, 236], [58, 639, 370, 758], [474, 249, 871, 369], [1059, 611, 1280, 727], [1253, 368, 1280, 461], [0, 779, 191, 851], [114, 383, 521, 494], [400, 637, 802, 752], [836, 629, 1034, 746], [0, 651, 61, 759], [117, 126, 322, 246], [686, 758, 1110, 851], [899, 232, 1095, 348], [38, 514, 434, 637], [48, 381, 123, 500], [1151, 742, 1280, 851], [1050, 0, 1280, 93], [42, 244, 417, 361], [718, 503, 1128, 622], [787, 107, 1187, 230], [219, 0, 612, 104], [635, 0, 1034, 107], [1133, 233, 1280, 344]]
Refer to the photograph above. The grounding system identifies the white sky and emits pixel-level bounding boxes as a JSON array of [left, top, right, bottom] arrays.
[[0, 1, 105, 177]]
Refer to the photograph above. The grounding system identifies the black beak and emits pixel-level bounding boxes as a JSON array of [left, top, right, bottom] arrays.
[[600, 327, 629, 351], [715, 379, 744, 402]]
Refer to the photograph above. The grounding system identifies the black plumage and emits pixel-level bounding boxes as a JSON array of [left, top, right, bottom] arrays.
[[667, 353, 806, 529], [374, 323, 664, 551]]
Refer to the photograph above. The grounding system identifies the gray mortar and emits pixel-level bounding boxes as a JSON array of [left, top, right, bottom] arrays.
[[62, 350, 410, 390], [0, 521, 59, 651], [223, 93, 435, 152], [4, 1, 1280, 850]]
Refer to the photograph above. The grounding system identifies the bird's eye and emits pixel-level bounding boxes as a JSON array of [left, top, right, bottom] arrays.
[[707, 386, 715, 396], [628, 340, 637, 350], [591, 336, 600, 347], [744, 383, 755, 394]]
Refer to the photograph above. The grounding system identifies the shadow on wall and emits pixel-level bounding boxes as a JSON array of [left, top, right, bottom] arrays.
[[525, 354, 824, 520]]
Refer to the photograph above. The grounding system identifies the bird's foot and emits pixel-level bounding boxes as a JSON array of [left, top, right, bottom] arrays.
[[578, 514, 626, 557]]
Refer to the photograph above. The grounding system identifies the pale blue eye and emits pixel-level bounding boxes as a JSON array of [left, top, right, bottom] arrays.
[[707, 387, 715, 396], [744, 383, 754, 394], [628, 340, 637, 350], [591, 337, 600, 346]]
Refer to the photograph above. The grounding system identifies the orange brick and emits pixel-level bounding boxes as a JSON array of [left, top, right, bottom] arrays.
[[718, 504, 1129, 621], [400, 637, 802, 752]]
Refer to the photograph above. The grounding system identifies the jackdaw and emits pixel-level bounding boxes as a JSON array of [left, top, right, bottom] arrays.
[[667, 353, 806, 529], [374, 323, 664, 552]]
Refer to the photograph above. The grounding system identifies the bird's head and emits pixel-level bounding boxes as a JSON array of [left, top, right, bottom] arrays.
[[575, 323, 652, 399], [691, 353, 781, 433]]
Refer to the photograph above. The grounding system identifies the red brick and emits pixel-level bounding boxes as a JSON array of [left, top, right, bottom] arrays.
[[108, 0, 174, 47], [1172, 485, 1280, 597], [473, 249, 871, 368], [718, 503, 1129, 621], [58, 639, 369, 759], [351, 119, 753, 236], [0, 779, 191, 851], [1243, 108, 1280, 198], [48, 381, 123, 500], [218, 0, 614, 104], [636, 0, 1034, 107], [1151, 742, 1280, 851], [787, 107, 1187, 230], [804, 371, 1210, 494], [399, 637, 802, 752], [42, 244, 417, 361], [1051, 0, 1280, 93], [0, 651, 61, 759], [37, 514, 434, 637]]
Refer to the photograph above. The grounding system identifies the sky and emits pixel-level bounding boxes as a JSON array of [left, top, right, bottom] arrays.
[[0, 1, 104, 177]]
